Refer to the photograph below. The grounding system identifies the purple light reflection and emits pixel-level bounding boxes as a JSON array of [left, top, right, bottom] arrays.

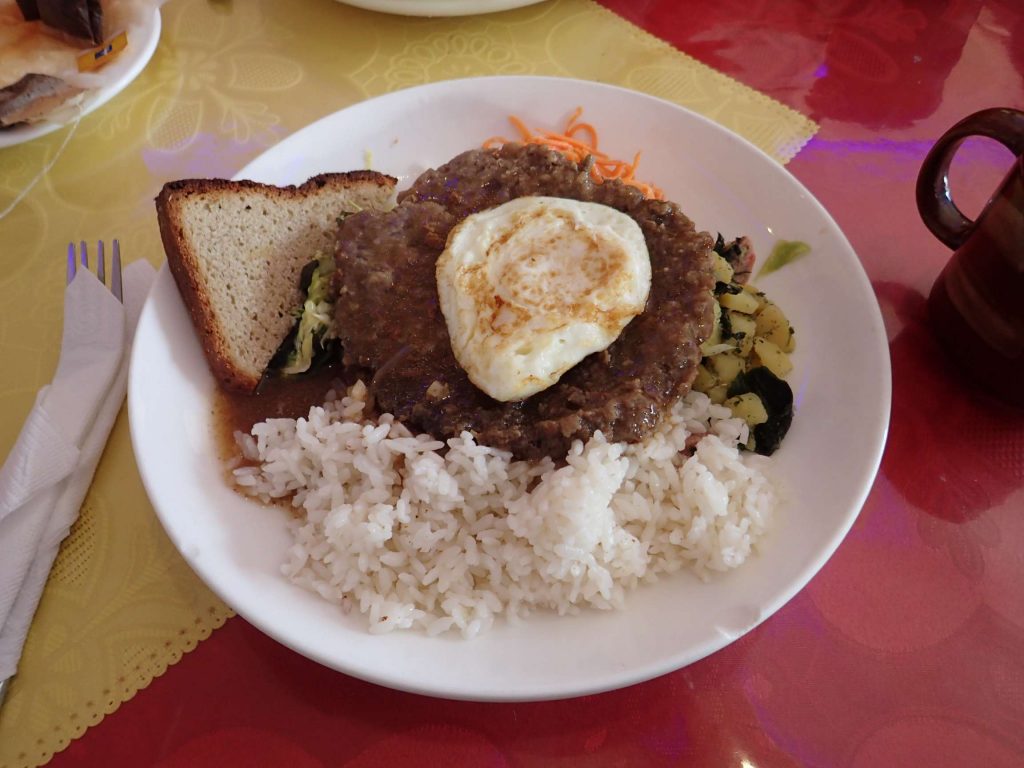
[[801, 136, 935, 160], [140, 126, 289, 182]]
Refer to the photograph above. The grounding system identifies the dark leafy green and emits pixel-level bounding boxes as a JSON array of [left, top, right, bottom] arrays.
[[727, 367, 794, 456]]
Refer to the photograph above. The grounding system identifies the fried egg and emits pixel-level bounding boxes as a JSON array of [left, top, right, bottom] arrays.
[[436, 195, 652, 402]]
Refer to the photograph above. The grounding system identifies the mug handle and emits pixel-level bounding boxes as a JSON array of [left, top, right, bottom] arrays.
[[916, 107, 1024, 250]]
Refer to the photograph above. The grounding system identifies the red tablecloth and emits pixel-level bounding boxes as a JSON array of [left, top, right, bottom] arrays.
[[52, 0, 1024, 765]]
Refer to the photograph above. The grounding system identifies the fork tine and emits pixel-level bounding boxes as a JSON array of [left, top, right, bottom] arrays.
[[111, 239, 123, 302], [97, 241, 105, 285], [66, 242, 76, 284], [79, 240, 88, 270]]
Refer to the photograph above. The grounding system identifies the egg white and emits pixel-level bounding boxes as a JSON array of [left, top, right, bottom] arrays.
[[436, 196, 651, 402]]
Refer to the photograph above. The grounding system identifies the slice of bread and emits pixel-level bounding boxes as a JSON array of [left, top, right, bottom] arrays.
[[156, 172, 397, 392], [0, 74, 84, 127]]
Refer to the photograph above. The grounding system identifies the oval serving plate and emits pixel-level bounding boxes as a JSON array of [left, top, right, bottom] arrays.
[[332, 0, 548, 17], [129, 76, 890, 701]]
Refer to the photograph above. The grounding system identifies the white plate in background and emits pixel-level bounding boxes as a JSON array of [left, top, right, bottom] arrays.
[[0, 8, 161, 149], [333, 0, 548, 16]]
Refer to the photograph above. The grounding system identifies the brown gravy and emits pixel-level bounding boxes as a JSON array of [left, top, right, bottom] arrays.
[[213, 364, 345, 462]]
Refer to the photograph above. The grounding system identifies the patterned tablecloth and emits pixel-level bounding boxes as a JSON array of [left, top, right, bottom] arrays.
[[1, 0, 1022, 766], [0, 1, 815, 764]]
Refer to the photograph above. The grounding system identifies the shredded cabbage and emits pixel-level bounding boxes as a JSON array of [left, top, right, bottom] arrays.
[[282, 253, 336, 375]]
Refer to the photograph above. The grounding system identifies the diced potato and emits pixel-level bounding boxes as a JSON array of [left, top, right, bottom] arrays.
[[707, 384, 729, 405], [712, 255, 735, 284], [724, 393, 769, 427], [754, 301, 783, 334], [719, 290, 760, 315], [727, 311, 756, 356], [709, 351, 745, 386], [742, 283, 767, 300], [729, 311, 757, 338], [783, 327, 796, 353], [755, 302, 794, 349], [765, 324, 793, 350], [700, 279, 796, 392], [753, 337, 793, 378], [693, 364, 717, 393], [700, 301, 723, 353]]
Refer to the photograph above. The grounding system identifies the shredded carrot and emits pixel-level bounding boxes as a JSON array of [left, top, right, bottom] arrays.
[[482, 108, 665, 200]]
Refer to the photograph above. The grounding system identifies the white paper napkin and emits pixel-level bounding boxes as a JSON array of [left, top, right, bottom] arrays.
[[0, 260, 155, 682]]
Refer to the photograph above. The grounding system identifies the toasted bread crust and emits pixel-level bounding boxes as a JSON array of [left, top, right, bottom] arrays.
[[156, 172, 397, 392]]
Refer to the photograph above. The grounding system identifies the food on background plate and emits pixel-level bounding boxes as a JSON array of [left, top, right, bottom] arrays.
[[0, 72, 82, 126], [155, 173, 397, 392], [156, 112, 799, 637], [0, 0, 153, 127], [16, 0, 103, 42]]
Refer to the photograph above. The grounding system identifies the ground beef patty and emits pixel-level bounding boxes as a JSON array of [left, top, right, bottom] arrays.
[[334, 144, 715, 459]]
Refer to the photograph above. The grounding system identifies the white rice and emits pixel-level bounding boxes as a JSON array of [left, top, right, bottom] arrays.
[[232, 381, 776, 638]]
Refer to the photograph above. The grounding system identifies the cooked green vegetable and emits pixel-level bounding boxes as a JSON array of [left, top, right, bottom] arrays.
[[280, 252, 338, 376], [757, 239, 810, 279], [698, 233, 799, 453]]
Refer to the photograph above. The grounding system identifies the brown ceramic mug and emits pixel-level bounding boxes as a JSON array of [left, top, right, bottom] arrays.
[[917, 107, 1024, 406]]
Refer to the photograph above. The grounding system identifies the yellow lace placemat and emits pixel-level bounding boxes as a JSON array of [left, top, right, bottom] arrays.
[[0, 0, 817, 765]]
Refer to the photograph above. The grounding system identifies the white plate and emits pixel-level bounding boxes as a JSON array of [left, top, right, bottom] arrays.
[[0, 8, 161, 149], [129, 76, 890, 701], [333, 0, 547, 16]]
